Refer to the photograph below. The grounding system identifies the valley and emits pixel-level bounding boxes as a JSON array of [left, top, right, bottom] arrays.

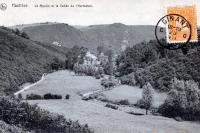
[[19, 70, 200, 133]]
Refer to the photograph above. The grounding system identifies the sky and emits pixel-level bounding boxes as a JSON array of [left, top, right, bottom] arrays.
[[0, 0, 199, 26]]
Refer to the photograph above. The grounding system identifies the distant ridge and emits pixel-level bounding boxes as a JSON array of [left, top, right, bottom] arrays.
[[18, 22, 157, 52]]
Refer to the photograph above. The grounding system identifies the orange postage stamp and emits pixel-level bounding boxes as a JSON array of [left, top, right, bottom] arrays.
[[167, 5, 198, 43]]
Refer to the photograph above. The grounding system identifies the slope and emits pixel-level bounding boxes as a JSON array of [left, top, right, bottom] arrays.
[[0, 27, 68, 95], [21, 23, 156, 52]]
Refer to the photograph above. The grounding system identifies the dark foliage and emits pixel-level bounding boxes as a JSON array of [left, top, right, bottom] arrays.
[[127, 111, 144, 116], [0, 27, 67, 95], [95, 74, 101, 79], [0, 96, 93, 133], [158, 79, 200, 121], [65, 46, 87, 70], [0, 120, 29, 133], [43, 93, 62, 100], [17, 93, 23, 100], [105, 103, 118, 110], [26, 93, 42, 100], [65, 94, 70, 99], [117, 39, 200, 92], [20, 32, 30, 39], [120, 73, 136, 86], [117, 99, 130, 105], [135, 99, 146, 109], [51, 57, 63, 70], [101, 78, 118, 88]]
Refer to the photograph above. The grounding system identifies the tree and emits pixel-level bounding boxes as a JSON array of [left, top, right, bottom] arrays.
[[65, 46, 87, 70], [51, 58, 61, 70], [107, 47, 114, 78], [158, 79, 200, 120], [185, 80, 200, 115], [97, 46, 104, 55], [142, 82, 154, 115]]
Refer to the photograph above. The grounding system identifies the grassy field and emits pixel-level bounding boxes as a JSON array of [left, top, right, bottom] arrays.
[[20, 70, 200, 133], [102, 85, 167, 107]]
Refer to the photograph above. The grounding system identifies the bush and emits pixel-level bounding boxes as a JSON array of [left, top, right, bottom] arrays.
[[105, 103, 118, 110], [136, 99, 146, 109], [51, 58, 63, 71], [95, 74, 101, 79], [43, 93, 62, 100], [0, 96, 93, 133], [26, 93, 42, 100], [65, 94, 70, 99], [0, 120, 29, 133], [101, 78, 118, 88], [120, 73, 136, 86], [118, 99, 130, 105], [74, 63, 105, 77]]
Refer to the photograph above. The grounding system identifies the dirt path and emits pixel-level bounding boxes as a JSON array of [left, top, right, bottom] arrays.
[[14, 74, 46, 96]]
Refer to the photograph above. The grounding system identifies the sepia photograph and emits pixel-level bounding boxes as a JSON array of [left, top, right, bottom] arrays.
[[0, 0, 200, 133]]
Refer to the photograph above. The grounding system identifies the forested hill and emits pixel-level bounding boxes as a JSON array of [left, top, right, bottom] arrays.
[[80, 23, 156, 51], [0, 27, 68, 95], [117, 39, 200, 92], [20, 23, 156, 52], [22, 23, 87, 49]]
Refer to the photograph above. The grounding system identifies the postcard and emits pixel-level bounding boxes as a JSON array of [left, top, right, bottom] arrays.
[[0, 0, 199, 133]]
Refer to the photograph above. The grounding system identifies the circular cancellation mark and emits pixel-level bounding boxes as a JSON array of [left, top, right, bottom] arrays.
[[155, 14, 192, 50]]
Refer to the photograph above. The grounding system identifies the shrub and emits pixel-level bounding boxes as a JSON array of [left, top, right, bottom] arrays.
[[26, 93, 42, 100], [105, 103, 118, 110], [136, 99, 146, 109], [101, 78, 118, 88], [118, 99, 130, 105], [51, 58, 63, 71], [120, 73, 136, 86], [65, 94, 70, 99], [95, 74, 101, 79], [0, 96, 93, 133], [43, 93, 62, 100], [0, 120, 29, 133]]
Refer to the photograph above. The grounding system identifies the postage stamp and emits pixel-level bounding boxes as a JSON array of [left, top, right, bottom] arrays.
[[167, 5, 198, 43], [155, 5, 197, 50]]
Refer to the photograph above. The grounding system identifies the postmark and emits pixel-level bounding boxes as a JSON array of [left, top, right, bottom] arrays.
[[155, 5, 198, 50], [155, 14, 191, 50]]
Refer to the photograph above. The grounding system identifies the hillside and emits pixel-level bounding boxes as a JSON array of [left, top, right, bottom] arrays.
[[22, 23, 87, 48], [81, 23, 156, 51], [0, 27, 68, 95], [20, 23, 156, 52]]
